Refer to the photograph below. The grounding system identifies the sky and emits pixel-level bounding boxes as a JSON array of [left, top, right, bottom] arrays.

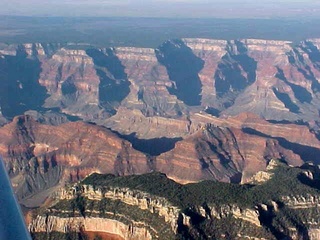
[[1, 0, 320, 18]]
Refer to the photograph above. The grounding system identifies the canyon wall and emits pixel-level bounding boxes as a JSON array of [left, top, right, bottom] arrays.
[[29, 162, 320, 240], [1, 39, 320, 124], [1, 38, 320, 212]]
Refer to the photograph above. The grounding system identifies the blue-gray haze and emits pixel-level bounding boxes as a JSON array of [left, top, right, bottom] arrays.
[[0, 0, 319, 18]]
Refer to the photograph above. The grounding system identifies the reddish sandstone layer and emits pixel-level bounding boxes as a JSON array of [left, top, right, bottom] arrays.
[[0, 115, 149, 174], [83, 231, 124, 240], [1, 39, 320, 202], [157, 123, 304, 183], [1, 111, 319, 203], [0, 115, 150, 205], [2, 39, 320, 124], [39, 48, 101, 118], [114, 47, 186, 116]]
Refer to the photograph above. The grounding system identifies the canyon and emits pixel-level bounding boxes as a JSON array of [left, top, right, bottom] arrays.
[[29, 161, 320, 239], [2, 38, 320, 124], [1, 38, 320, 239]]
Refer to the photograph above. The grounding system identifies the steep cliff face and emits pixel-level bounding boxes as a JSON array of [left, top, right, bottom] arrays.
[[2, 38, 320, 124], [112, 47, 185, 117], [28, 172, 266, 240], [0, 115, 150, 206], [221, 39, 294, 118], [3, 38, 320, 240], [182, 38, 320, 121], [2, 38, 320, 212], [156, 125, 245, 183], [1, 112, 319, 206], [96, 38, 320, 139], [30, 216, 152, 240], [214, 40, 257, 108], [29, 174, 179, 239], [151, 109, 320, 183], [39, 48, 103, 119], [86, 48, 130, 110], [0, 44, 47, 119], [28, 163, 320, 240], [156, 39, 204, 106], [182, 38, 224, 110], [56, 183, 181, 234]]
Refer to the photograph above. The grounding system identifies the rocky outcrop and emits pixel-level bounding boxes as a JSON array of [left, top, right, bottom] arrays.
[[100, 109, 319, 185], [157, 123, 305, 183], [249, 171, 274, 184], [114, 47, 185, 117], [2, 38, 320, 122], [182, 38, 227, 105], [222, 39, 293, 118], [194, 204, 261, 227], [28, 162, 320, 240], [1, 38, 320, 240], [39, 48, 103, 119], [2, 38, 320, 209], [0, 115, 150, 206], [29, 174, 180, 239], [58, 184, 181, 232], [282, 194, 320, 209], [96, 38, 320, 141], [181, 38, 320, 121], [280, 194, 320, 239], [28, 176, 267, 239], [29, 216, 152, 240], [1, 109, 319, 207], [309, 229, 320, 240], [156, 39, 204, 106], [103, 107, 191, 139], [2, 112, 319, 205]]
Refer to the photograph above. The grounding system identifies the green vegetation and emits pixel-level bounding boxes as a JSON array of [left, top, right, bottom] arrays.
[[34, 161, 320, 240], [82, 172, 188, 207], [80, 162, 320, 239], [72, 195, 86, 217], [197, 217, 276, 240], [83, 162, 320, 209]]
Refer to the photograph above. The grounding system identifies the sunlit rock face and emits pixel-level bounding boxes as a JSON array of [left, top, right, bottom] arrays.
[[0, 115, 150, 206], [2, 112, 320, 209], [28, 163, 320, 240], [155, 121, 306, 184], [30, 216, 152, 240], [39, 48, 102, 119], [1, 38, 320, 209], [2, 38, 320, 123], [114, 47, 185, 116], [182, 38, 320, 121]]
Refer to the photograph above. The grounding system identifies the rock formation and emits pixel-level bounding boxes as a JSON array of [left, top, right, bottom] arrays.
[[28, 162, 320, 239], [2, 39, 320, 239], [1, 38, 320, 124], [2, 113, 320, 206], [0, 115, 150, 207]]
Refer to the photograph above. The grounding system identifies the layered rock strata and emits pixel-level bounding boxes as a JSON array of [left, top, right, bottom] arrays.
[[2, 39, 320, 124], [0, 115, 149, 206], [29, 162, 320, 240]]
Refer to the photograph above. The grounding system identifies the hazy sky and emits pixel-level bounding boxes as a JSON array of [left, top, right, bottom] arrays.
[[1, 0, 320, 18]]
